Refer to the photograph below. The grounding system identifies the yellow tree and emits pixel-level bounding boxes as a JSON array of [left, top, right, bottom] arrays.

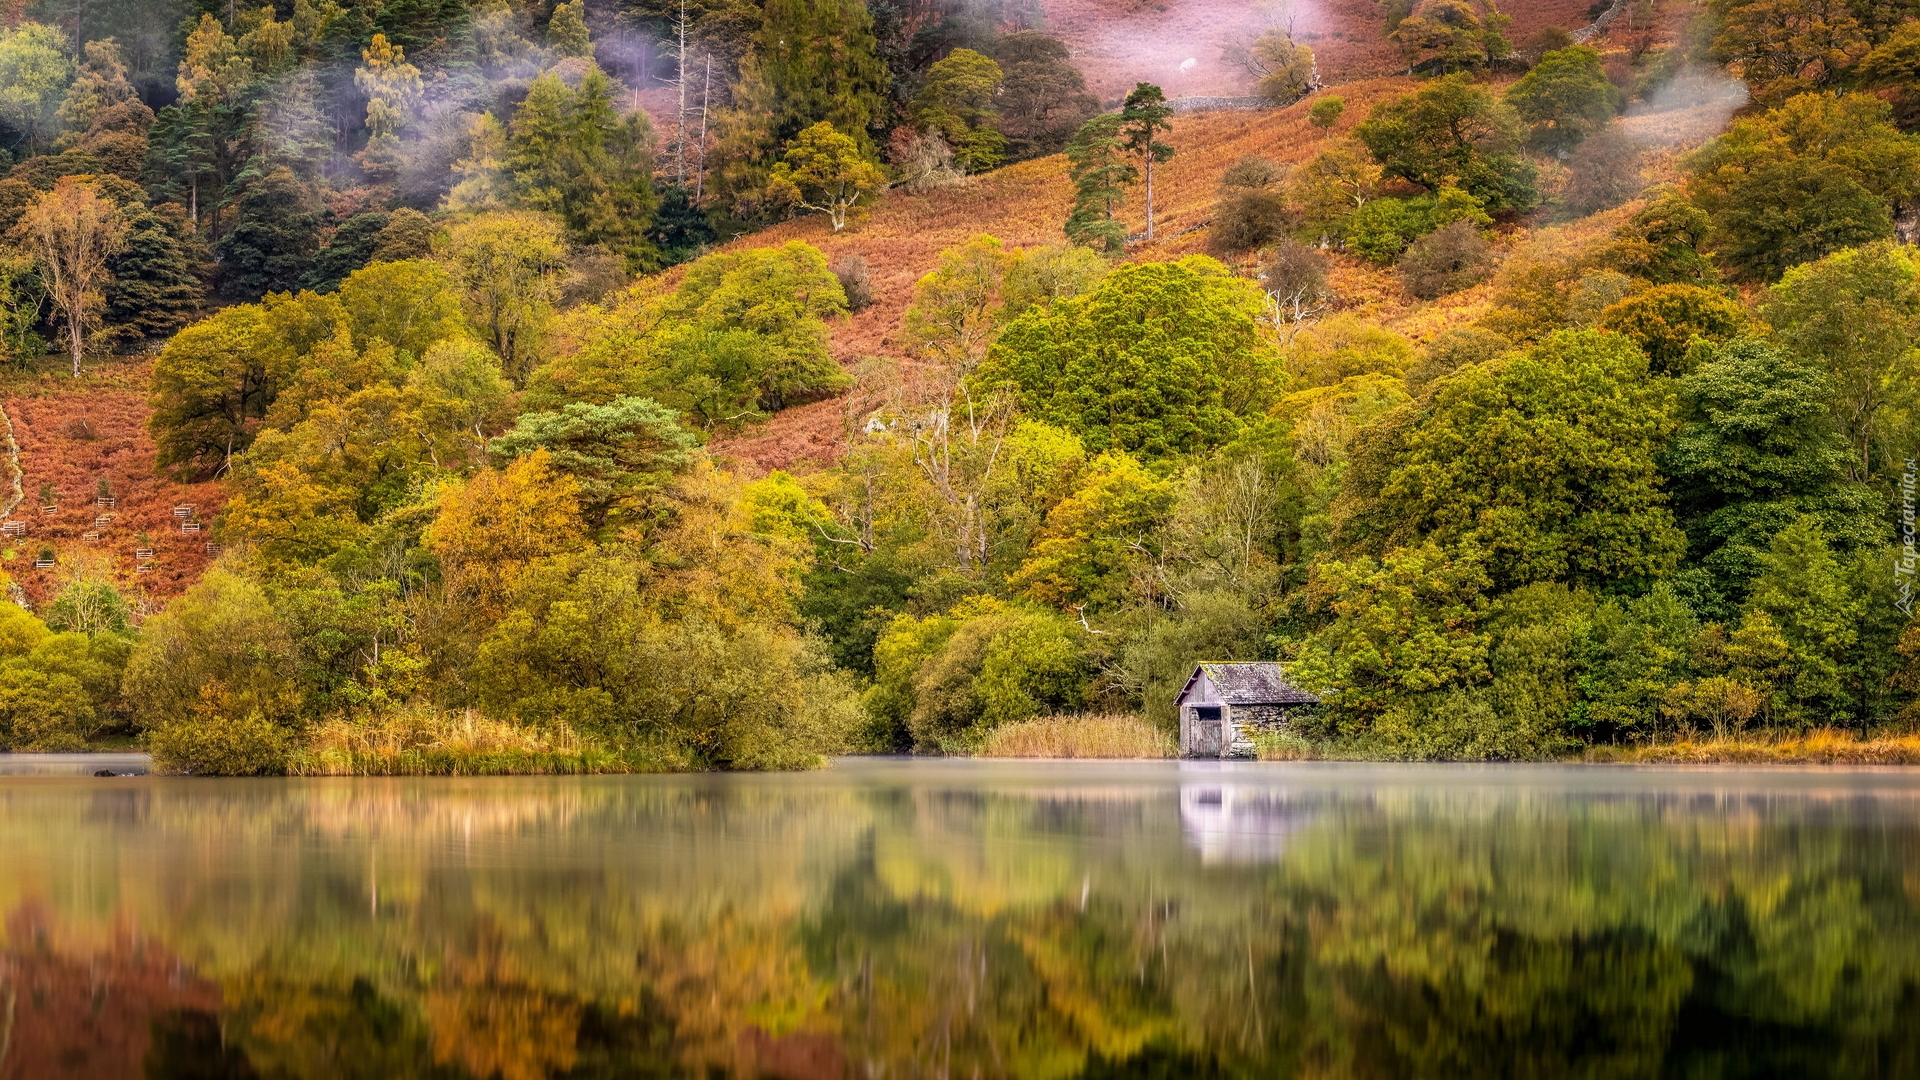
[[425, 451, 586, 620], [766, 122, 887, 231], [16, 178, 128, 377], [355, 33, 423, 179], [437, 211, 567, 381]]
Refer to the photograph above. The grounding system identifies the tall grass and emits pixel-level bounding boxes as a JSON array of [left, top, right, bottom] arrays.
[[289, 708, 676, 776], [1585, 729, 1920, 765], [975, 714, 1175, 759]]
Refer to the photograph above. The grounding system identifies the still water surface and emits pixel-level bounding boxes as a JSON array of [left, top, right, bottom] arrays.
[[1, 759, 1918, 1079]]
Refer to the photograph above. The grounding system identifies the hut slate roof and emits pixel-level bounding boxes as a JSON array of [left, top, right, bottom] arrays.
[[1179, 662, 1320, 706]]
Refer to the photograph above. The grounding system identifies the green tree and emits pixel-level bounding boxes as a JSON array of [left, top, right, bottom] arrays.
[[1686, 93, 1920, 281], [986, 31, 1099, 159], [1661, 338, 1882, 611], [1763, 241, 1920, 482], [121, 566, 303, 727], [711, 0, 888, 219], [0, 23, 73, 155], [1339, 330, 1684, 590], [507, 69, 659, 270], [1504, 45, 1620, 154], [215, 166, 320, 301], [910, 48, 1005, 173], [1063, 114, 1133, 252], [1119, 83, 1175, 242], [1309, 96, 1346, 128], [1289, 541, 1492, 728], [765, 121, 887, 231], [1355, 74, 1538, 213], [302, 211, 390, 294], [1595, 284, 1746, 376], [1740, 518, 1872, 726], [976, 256, 1283, 459], [490, 395, 698, 530], [902, 233, 1015, 371]]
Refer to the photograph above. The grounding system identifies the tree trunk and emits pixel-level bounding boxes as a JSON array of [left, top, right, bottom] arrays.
[[1144, 153, 1155, 242]]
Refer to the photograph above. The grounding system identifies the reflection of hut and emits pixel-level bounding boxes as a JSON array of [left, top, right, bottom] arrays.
[[1179, 783, 1315, 863], [1174, 662, 1319, 758]]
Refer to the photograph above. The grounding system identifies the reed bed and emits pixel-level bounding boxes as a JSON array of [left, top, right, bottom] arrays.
[[289, 708, 673, 776], [975, 714, 1176, 759], [1586, 729, 1920, 765]]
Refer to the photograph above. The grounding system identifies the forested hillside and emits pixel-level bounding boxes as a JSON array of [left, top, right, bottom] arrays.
[[2, 0, 1919, 770]]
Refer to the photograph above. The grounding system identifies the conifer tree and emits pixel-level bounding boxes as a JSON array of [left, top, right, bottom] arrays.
[[506, 69, 660, 270], [1064, 114, 1133, 253], [712, 0, 888, 219], [215, 167, 320, 301], [1119, 83, 1174, 242], [547, 0, 594, 57], [105, 204, 203, 339]]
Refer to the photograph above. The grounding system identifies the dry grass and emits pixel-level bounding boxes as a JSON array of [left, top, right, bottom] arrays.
[[976, 713, 1176, 759], [1586, 729, 1920, 765], [3, 356, 225, 608], [290, 708, 674, 775]]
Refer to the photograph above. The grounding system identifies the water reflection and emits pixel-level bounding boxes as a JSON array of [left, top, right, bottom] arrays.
[[0, 761, 1917, 1078]]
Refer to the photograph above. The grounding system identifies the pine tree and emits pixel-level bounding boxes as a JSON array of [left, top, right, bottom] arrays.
[[301, 211, 391, 293], [1119, 83, 1174, 242], [1064, 114, 1133, 253], [215, 167, 320, 301], [106, 204, 204, 339]]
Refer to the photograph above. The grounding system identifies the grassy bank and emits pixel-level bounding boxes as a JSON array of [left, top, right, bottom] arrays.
[[1583, 730, 1920, 765], [145, 708, 683, 776], [975, 714, 1176, 759]]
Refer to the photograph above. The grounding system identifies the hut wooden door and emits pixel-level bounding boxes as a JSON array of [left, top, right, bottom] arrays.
[[1194, 706, 1223, 757]]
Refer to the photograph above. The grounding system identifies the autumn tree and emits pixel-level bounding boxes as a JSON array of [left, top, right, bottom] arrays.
[[903, 234, 1016, 372], [437, 211, 567, 382], [354, 34, 424, 179], [910, 48, 1005, 173], [711, 0, 888, 219], [1504, 45, 1620, 153], [986, 31, 1099, 159], [16, 178, 128, 377], [765, 122, 886, 231], [1225, 26, 1317, 103]]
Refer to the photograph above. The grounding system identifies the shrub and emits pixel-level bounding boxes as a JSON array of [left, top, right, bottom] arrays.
[[1220, 156, 1287, 189], [1396, 221, 1494, 298], [1210, 188, 1293, 255], [1308, 96, 1345, 128], [831, 253, 875, 312], [976, 713, 1174, 758], [1262, 239, 1332, 320], [0, 664, 93, 751], [148, 711, 294, 776], [1405, 325, 1510, 391], [1561, 127, 1643, 215]]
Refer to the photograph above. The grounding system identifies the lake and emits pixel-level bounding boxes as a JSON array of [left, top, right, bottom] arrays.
[[1, 758, 1917, 1079]]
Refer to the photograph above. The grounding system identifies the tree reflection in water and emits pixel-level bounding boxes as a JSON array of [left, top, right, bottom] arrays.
[[0, 762, 1916, 1079]]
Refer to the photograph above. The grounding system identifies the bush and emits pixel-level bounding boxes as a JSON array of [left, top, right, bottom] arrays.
[[1561, 127, 1643, 215], [1397, 221, 1495, 298], [1308, 96, 1345, 128], [0, 665, 93, 751], [1262, 239, 1332, 314], [148, 711, 294, 776], [976, 713, 1174, 758], [1220, 156, 1287, 189], [1406, 326, 1510, 391], [1210, 188, 1293, 255], [831, 253, 875, 312]]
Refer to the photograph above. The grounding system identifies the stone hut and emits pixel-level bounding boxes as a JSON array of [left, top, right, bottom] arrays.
[[1174, 662, 1320, 758]]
